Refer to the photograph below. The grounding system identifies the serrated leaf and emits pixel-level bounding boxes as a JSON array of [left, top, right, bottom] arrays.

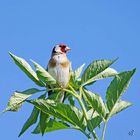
[[4, 88, 43, 112], [82, 89, 107, 119], [106, 69, 136, 116], [33, 119, 70, 134], [18, 107, 39, 137], [81, 59, 117, 86], [27, 99, 86, 131], [31, 60, 56, 85], [40, 112, 50, 136], [87, 109, 99, 120], [87, 116, 102, 132], [69, 64, 85, 90], [74, 64, 85, 79], [109, 100, 132, 118], [9, 52, 44, 87], [18, 93, 46, 137], [38, 93, 50, 136], [69, 77, 81, 91], [84, 68, 118, 86], [82, 92, 92, 110]]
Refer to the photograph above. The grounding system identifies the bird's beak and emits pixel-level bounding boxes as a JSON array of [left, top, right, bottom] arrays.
[[65, 47, 71, 52]]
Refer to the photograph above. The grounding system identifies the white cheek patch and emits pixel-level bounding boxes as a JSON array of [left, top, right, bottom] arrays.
[[55, 46, 62, 53]]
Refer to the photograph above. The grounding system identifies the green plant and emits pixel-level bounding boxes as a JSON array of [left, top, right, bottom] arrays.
[[5, 53, 136, 140]]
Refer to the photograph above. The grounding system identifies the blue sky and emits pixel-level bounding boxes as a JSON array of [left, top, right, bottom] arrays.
[[0, 0, 140, 140]]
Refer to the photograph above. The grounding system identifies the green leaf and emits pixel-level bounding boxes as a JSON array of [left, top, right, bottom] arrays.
[[31, 60, 56, 85], [106, 69, 136, 116], [47, 90, 65, 103], [83, 68, 118, 86], [69, 64, 85, 90], [87, 109, 99, 120], [18, 93, 46, 137], [68, 95, 75, 106], [109, 100, 132, 118], [69, 77, 81, 91], [87, 116, 102, 131], [82, 88, 107, 119], [18, 107, 39, 137], [40, 112, 50, 136], [27, 99, 86, 131], [9, 52, 44, 87], [4, 88, 43, 112], [82, 92, 92, 110], [74, 64, 85, 79], [33, 119, 70, 134], [38, 93, 50, 136], [81, 59, 117, 86]]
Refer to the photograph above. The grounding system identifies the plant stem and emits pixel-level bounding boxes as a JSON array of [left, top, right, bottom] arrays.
[[78, 97, 88, 120], [69, 85, 99, 140], [101, 121, 107, 140], [63, 88, 79, 98], [78, 96, 98, 140], [68, 84, 78, 95], [48, 87, 79, 98]]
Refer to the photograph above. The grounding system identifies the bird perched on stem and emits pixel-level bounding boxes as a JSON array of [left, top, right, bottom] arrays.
[[47, 44, 71, 102]]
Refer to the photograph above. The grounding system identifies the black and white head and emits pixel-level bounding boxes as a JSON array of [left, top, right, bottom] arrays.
[[52, 44, 71, 55]]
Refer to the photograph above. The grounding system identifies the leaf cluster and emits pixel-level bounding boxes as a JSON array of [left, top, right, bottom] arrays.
[[5, 53, 136, 140]]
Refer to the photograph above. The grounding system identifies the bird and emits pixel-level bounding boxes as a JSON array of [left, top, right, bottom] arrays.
[[47, 44, 71, 102]]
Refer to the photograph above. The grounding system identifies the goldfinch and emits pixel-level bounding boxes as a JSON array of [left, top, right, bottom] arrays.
[[47, 44, 71, 101]]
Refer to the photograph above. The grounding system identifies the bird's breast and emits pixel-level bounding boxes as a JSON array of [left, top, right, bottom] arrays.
[[48, 63, 70, 88]]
